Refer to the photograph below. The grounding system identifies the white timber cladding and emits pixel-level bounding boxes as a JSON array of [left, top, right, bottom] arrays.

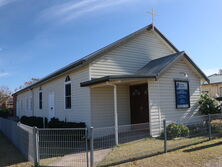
[[16, 91, 33, 117], [91, 85, 130, 128], [15, 26, 204, 138], [16, 67, 91, 126], [90, 30, 175, 78], [149, 57, 201, 136]]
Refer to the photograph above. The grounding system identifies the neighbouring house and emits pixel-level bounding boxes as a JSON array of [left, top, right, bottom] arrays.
[[202, 70, 222, 99], [13, 24, 208, 136]]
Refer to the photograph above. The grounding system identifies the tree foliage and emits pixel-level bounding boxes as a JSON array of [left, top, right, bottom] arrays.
[[0, 86, 11, 105], [15, 78, 40, 92], [198, 93, 221, 115]]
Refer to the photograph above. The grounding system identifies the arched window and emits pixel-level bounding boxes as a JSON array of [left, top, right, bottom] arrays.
[[65, 76, 71, 82], [65, 76, 71, 109]]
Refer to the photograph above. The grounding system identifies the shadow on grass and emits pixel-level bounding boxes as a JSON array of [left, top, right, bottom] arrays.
[[183, 141, 222, 152], [98, 139, 209, 167]]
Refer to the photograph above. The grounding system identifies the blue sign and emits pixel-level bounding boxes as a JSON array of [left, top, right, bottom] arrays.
[[175, 81, 190, 109]]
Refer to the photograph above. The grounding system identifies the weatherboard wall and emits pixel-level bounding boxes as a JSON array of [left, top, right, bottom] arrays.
[[148, 57, 201, 136], [16, 66, 92, 126], [90, 85, 131, 128], [90, 30, 175, 78]]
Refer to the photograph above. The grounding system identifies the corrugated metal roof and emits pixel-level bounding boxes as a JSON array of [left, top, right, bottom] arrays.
[[80, 75, 156, 87], [208, 74, 222, 84], [14, 24, 181, 95], [81, 52, 209, 87], [136, 52, 184, 76]]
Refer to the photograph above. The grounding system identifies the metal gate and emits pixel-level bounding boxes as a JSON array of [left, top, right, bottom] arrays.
[[38, 128, 89, 167]]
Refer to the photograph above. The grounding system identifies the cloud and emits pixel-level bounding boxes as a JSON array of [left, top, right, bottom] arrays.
[[39, 0, 136, 24], [0, 0, 15, 7], [0, 72, 9, 78]]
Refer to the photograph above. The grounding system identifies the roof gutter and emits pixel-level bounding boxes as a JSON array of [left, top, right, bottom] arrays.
[[13, 60, 86, 96], [80, 75, 157, 87]]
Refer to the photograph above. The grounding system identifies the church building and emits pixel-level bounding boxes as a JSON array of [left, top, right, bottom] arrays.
[[14, 24, 208, 136]]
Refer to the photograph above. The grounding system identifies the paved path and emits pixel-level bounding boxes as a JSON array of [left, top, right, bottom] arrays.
[[49, 148, 111, 167]]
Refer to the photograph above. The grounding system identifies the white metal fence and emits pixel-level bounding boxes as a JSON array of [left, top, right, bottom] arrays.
[[1, 114, 222, 167], [38, 128, 89, 167], [93, 122, 149, 150]]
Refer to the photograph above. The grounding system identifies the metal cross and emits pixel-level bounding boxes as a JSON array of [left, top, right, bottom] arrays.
[[148, 9, 159, 29]]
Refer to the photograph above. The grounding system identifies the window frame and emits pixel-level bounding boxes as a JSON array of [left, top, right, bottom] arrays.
[[64, 76, 72, 110]]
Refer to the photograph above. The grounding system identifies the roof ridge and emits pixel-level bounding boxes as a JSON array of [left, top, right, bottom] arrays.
[[14, 24, 180, 95]]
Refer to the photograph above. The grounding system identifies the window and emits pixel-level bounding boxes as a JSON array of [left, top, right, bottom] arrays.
[[21, 100, 24, 111], [28, 96, 32, 112], [26, 97, 28, 112], [39, 91, 42, 109], [65, 76, 71, 109]]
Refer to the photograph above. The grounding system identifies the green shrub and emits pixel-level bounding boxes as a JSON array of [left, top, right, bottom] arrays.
[[48, 117, 86, 128], [20, 116, 48, 128], [20, 116, 86, 129], [198, 94, 221, 115], [166, 123, 190, 139], [0, 108, 13, 118]]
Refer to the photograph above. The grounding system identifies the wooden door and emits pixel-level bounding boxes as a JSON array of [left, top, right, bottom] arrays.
[[130, 84, 149, 124], [48, 92, 55, 120]]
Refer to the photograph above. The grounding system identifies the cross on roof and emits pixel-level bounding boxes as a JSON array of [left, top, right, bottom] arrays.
[[148, 9, 159, 29]]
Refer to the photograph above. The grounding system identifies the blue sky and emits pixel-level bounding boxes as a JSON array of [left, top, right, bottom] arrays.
[[0, 0, 222, 91]]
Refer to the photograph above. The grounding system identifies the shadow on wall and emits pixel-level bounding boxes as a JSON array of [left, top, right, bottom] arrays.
[[182, 102, 199, 122], [0, 132, 32, 167]]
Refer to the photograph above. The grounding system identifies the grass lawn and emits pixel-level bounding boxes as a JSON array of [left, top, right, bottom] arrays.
[[100, 137, 222, 167], [0, 132, 33, 167]]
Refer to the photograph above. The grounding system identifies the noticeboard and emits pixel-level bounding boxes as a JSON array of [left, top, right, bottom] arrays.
[[175, 80, 190, 109]]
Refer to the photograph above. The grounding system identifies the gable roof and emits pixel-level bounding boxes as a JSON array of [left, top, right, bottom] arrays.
[[136, 52, 184, 77], [80, 52, 209, 87], [136, 51, 209, 81], [13, 24, 182, 95], [204, 74, 222, 85]]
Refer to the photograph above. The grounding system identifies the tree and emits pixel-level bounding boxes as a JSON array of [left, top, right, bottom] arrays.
[[198, 93, 221, 115], [15, 78, 40, 92], [0, 86, 11, 105]]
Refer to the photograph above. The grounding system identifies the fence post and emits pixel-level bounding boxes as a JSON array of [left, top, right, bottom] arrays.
[[36, 129, 40, 165], [33, 127, 39, 167], [85, 129, 89, 167], [208, 114, 212, 140], [90, 127, 94, 167], [163, 120, 167, 153]]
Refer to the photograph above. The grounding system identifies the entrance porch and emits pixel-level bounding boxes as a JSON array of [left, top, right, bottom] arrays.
[[87, 78, 154, 145]]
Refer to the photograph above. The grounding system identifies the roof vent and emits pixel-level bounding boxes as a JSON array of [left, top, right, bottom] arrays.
[[219, 69, 222, 75]]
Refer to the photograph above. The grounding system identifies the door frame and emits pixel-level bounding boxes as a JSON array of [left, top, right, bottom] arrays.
[[129, 83, 149, 124]]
